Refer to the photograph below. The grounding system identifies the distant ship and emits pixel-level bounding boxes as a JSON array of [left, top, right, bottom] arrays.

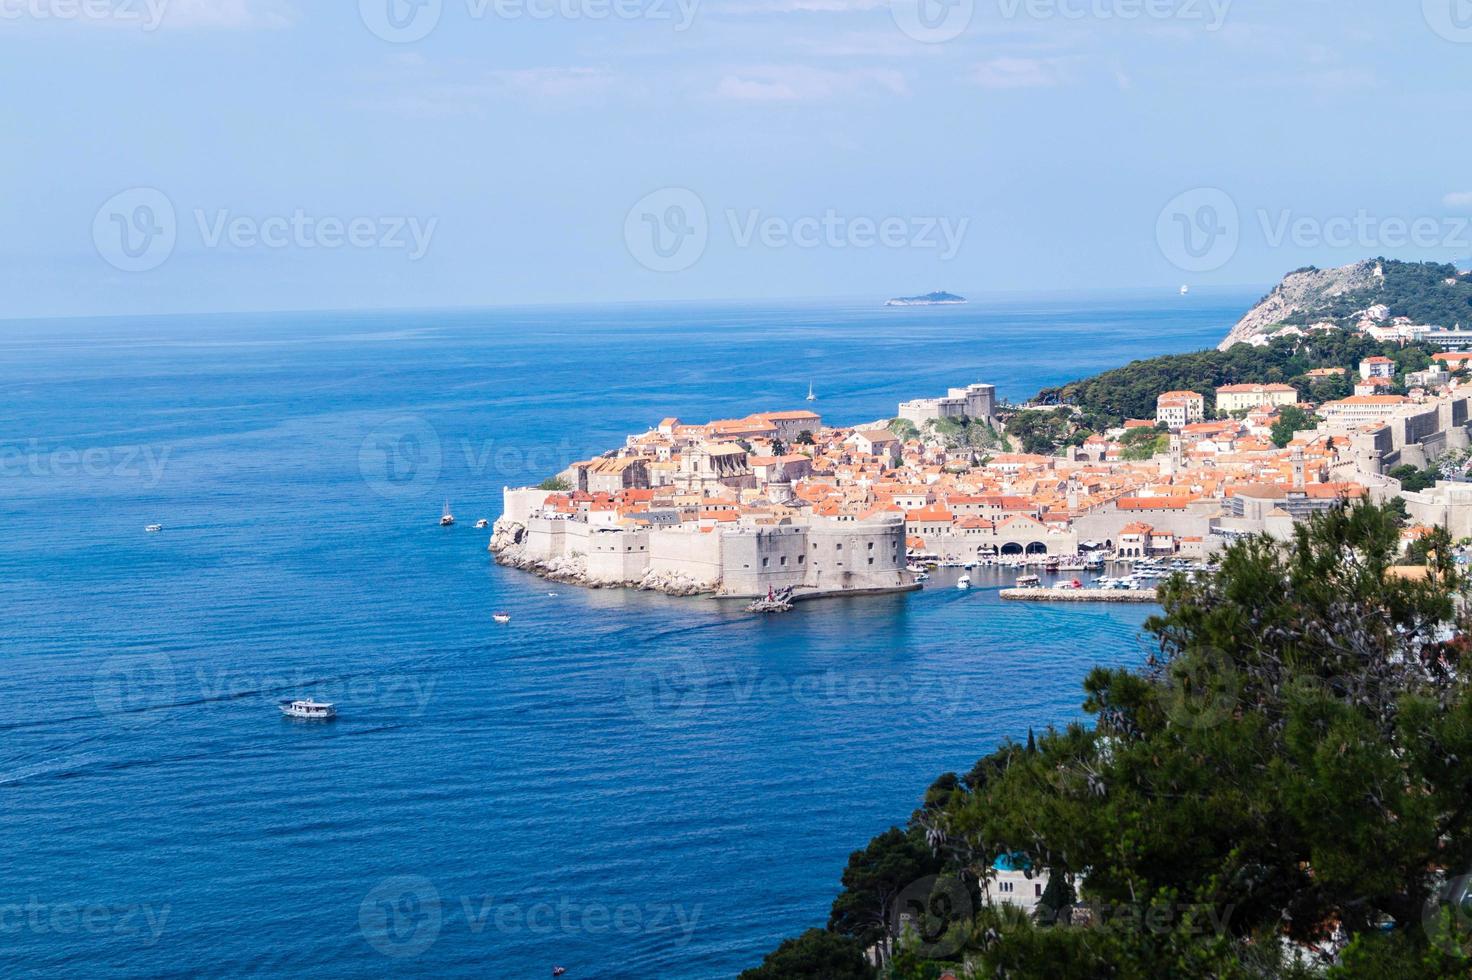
[[1180, 284, 1190, 296], [885, 291, 966, 307], [806, 382, 817, 402]]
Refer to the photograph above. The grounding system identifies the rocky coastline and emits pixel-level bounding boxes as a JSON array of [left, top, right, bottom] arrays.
[[489, 522, 715, 596]]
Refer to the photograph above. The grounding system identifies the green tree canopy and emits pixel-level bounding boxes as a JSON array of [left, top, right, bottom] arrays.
[[749, 503, 1472, 978]]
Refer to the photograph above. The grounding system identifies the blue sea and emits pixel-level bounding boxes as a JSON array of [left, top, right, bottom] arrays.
[[0, 293, 1248, 978]]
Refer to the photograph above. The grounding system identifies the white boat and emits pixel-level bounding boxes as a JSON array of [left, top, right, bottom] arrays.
[[956, 574, 971, 590], [145, 524, 163, 533], [475, 519, 489, 529], [1180, 284, 1190, 295], [493, 612, 511, 624], [440, 501, 455, 527], [914, 572, 929, 583], [1016, 573, 1041, 587], [279, 699, 335, 720], [806, 382, 817, 402]]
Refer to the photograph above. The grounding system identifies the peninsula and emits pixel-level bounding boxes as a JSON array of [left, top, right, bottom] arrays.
[[495, 262, 1472, 607]]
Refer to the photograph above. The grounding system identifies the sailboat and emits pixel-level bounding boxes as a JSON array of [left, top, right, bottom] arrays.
[[1179, 284, 1190, 296], [440, 500, 455, 527], [806, 382, 817, 402]]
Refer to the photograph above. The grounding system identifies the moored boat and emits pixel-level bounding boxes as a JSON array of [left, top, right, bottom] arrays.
[[440, 500, 455, 526]]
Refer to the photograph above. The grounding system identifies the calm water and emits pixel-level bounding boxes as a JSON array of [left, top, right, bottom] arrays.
[[0, 294, 1246, 978]]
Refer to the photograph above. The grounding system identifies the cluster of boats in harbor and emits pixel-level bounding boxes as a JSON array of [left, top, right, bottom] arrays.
[[911, 554, 1220, 593]]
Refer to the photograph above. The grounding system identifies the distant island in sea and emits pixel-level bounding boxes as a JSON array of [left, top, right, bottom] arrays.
[[884, 291, 967, 307]]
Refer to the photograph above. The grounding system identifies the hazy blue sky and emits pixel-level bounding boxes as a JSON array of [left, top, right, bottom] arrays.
[[3, 0, 1472, 316]]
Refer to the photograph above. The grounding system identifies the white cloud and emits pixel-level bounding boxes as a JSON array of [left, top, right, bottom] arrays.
[[374, 68, 621, 116], [713, 66, 907, 102], [968, 57, 1069, 90], [1446, 192, 1472, 211]]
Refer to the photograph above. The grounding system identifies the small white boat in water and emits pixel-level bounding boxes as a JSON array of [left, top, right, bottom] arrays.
[[279, 699, 335, 720], [956, 574, 972, 590], [440, 500, 455, 527], [475, 519, 489, 529], [1016, 573, 1041, 587], [806, 382, 817, 402], [145, 524, 163, 533], [493, 612, 511, 624]]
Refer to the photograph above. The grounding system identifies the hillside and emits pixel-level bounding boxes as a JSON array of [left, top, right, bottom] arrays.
[[1219, 259, 1472, 349], [1030, 331, 1432, 428]]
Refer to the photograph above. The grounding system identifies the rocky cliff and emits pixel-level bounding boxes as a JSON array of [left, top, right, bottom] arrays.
[[1218, 261, 1383, 350], [1219, 259, 1472, 351]]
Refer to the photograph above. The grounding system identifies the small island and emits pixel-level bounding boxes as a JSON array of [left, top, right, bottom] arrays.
[[884, 291, 966, 307]]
